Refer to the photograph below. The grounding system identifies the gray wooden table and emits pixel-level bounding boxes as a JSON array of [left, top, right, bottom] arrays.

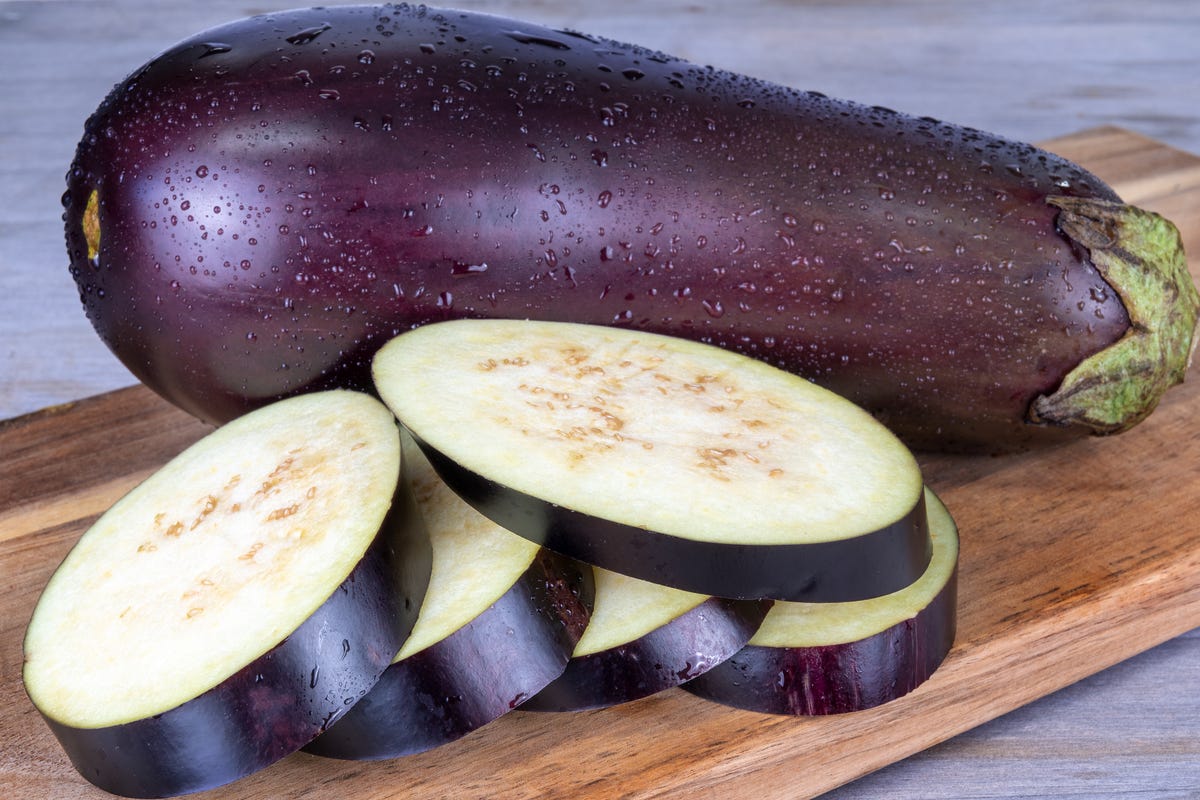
[[2, 1, 1198, 797]]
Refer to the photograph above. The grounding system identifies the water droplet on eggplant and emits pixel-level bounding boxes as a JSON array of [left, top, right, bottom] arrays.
[[198, 42, 232, 59], [503, 30, 571, 50], [451, 261, 488, 276], [286, 23, 332, 46]]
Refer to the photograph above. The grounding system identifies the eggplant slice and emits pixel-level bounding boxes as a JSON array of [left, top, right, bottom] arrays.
[[522, 568, 771, 712], [372, 319, 929, 601], [683, 488, 958, 715], [22, 391, 430, 798], [306, 435, 593, 760]]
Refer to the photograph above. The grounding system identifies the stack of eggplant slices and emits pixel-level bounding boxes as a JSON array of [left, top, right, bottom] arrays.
[[23, 319, 957, 797]]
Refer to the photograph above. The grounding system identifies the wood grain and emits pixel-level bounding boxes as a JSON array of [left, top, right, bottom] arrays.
[[1, 128, 1198, 799]]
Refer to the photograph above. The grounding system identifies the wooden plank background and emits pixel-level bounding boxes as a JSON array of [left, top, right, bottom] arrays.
[[1, 2, 1198, 798]]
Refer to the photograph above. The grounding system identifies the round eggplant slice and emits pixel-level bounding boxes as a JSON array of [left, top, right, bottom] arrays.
[[22, 390, 430, 798], [683, 488, 957, 715], [522, 569, 771, 712], [305, 435, 593, 760], [372, 318, 929, 602]]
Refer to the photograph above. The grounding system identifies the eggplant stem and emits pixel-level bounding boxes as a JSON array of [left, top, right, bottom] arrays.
[[1032, 196, 1200, 433]]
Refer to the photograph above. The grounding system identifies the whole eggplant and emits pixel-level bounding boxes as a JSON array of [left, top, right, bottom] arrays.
[[63, 4, 1199, 450]]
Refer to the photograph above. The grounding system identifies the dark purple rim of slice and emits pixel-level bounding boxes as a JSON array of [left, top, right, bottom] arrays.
[[521, 595, 773, 712], [414, 433, 930, 602], [682, 563, 957, 715], [38, 483, 431, 799], [304, 548, 594, 760]]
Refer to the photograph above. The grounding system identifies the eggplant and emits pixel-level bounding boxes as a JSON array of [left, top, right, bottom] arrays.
[[522, 568, 771, 712], [306, 435, 593, 760], [63, 4, 1198, 451], [684, 488, 957, 715], [22, 390, 431, 798], [372, 318, 930, 602]]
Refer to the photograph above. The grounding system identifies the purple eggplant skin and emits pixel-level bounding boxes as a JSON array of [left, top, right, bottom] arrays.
[[303, 549, 593, 760], [63, 5, 1199, 451], [416, 436, 930, 603], [38, 480, 432, 799], [522, 596, 772, 713], [682, 565, 957, 716]]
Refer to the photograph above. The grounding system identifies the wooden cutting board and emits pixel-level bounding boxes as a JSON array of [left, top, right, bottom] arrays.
[[2, 126, 1198, 800]]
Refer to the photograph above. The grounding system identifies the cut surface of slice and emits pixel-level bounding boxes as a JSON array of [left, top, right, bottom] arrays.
[[523, 569, 771, 712], [574, 569, 709, 657], [373, 319, 928, 601], [306, 435, 592, 760], [396, 435, 543, 659], [25, 389, 402, 728], [23, 390, 428, 797], [375, 318, 921, 546], [684, 488, 958, 715]]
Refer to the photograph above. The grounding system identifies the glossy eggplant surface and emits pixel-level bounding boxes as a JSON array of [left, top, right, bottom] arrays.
[[684, 488, 957, 715], [307, 436, 593, 759], [523, 568, 771, 712], [63, 4, 1199, 450]]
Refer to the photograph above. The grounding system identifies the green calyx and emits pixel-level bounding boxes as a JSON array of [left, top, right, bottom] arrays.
[[1030, 196, 1200, 434]]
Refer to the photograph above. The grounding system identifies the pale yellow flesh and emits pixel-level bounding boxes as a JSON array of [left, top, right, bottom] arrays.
[[573, 569, 708, 658], [750, 489, 957, 648], [374, 320, 922, 546], [23, 391, 400, 730], [396, 436, 540, 661]]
